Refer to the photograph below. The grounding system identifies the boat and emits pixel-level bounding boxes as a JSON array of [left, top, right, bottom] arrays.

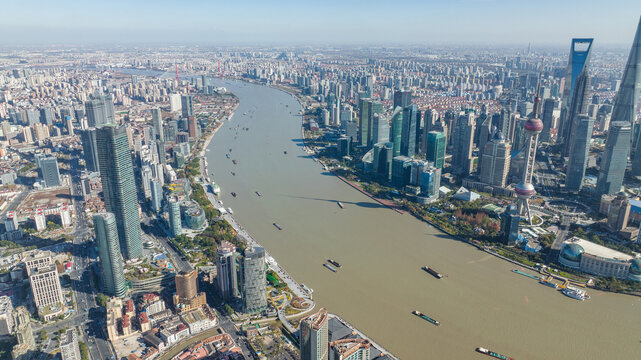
[[231, 192, 237, 197], [337, 201, 344, 209], [284, 151, 287, 155], [323, 263, 337, 273], [255, 191, 262, 196], [539, 278, 559, 288], [227, 208, 233, 215], [412, 311, 440, 326], [301, 284, 314, 294], [273, 223, 282, 230], [422, 266, 443, 279], [562, 287, 590, 301], [511, 269, 539, 280], [211, 183, 221, 195], [231, 172, 235, 176], [229, 148, 232, 152], [327, 259, 341, 268], [476, 347, 514, 360], [226, 154, 230, 158], [232, 160, 237, 165]]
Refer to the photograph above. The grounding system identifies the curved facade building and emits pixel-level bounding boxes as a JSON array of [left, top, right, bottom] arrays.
[[94, 213, 127, 297], [181, 202, 206, 229], [558, 237, 640, 281]]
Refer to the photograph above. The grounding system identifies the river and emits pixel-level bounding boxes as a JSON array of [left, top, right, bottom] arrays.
[[204, 79, 640, 359]]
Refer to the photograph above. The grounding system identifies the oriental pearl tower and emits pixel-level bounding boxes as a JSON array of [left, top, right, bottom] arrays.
[[515, 73, 544, 225]]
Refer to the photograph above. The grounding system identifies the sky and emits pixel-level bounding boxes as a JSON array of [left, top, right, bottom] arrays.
[[2, 0, 640, 46]]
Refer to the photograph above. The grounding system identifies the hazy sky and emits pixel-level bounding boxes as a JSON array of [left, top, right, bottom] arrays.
[[2, 0, 640, 46]]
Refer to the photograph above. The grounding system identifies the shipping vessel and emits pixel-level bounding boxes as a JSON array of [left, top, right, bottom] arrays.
[[232, 159, 237, 165], [337, 201, 344, 209], [231, 192, 237, 197], [422, 266, 443, 279], [323, 263, 337, 273], [411, 311, 440, 326], [476, 347, 514, 360], [327, 259, 341, 268], [273, 223, 282, 230]]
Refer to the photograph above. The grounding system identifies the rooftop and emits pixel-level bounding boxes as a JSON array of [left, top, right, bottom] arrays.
[[564, 237, 633, 261]]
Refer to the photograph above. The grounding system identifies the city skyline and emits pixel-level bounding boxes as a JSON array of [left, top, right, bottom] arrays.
[[2, 1, 641, 46]]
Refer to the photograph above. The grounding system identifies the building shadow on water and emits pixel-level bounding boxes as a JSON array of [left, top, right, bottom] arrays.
[[282, 194, 386, 209]]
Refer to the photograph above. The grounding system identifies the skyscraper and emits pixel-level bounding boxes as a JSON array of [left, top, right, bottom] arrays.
[[401, 105, 420, 157], [558, 38, 593, 145], [330, 339, 371, 360], [79, 128, 100, 173], [563, 70, 591, 157], [216, 241, 239, 300], [358, 99, 383, 148], [94, 213, 126, 297], [565, 115, 594, 192], [451, 111, 475, 176], [371, 114, 389, 145], [372, 142, 393, 182], [596, 122, 632, 196], [96, 125, 142, 260], [85, 94, 115, 128], [151, 108, 164, 141], [181, 95, 193, 117], [150, 179, 163, 213], [242, 246, 267, 314], [389, 107, 403, 157], [500, 204, 520, 246], [300, 308, 329, 360], [615, 17, 641, 176], [540, 98, 556, 142], [38, 156, 61, 188], [425, 131, 446, 169], [393, 90, 411, 109], [173, 270, 206, 313], [168, 197, 182, 237], [479, 131, 511, 187]]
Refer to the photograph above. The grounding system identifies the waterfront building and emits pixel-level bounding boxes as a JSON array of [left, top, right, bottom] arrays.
[[596, 122, 631, 196], [358, 99, 383, 148], [96, 124, 142, 260], [479, 131, 511, 188], [372, 142, 393, 182], [94, 213, 126, 297], [216, 241, 240, 300], [389, 107, 403, 157], [337, 137, 351, 157], [420, 166, 441, 198], [500, 204, 519, 246], [38, 156, 61, 188], [401, 105, 421, 157], [391, 155, 411, 188], [59, 329, 80, 360], [425, 131, 445, 169], [300, 307, 329, 360], [451, 111, 475, 176], [607, 193, 630, 231], [181, 95, 193, 117], [558, 237, 640, 281], [242, 246, 267, 314], [565, 115, 594, 192], [330, 339, 371, 360], [79, 128, 100, 173]]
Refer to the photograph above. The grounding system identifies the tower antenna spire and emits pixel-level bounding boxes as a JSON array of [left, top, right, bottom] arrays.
[[532, 58, 544, 118]]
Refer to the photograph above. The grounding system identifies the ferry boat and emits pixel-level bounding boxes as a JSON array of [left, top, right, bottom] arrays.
[[476, 347, 514, 360], [422, 266, 443, 279], [411, 311, 440, 326], [231, 192, 237, 197], [337, 201, 344, 209], [255, 191, 262, 196], [562, 287, 590, 301], [323, 263, 337, 273], [273, 223, 282, 230], [327, 259, 341, 268], [211, 183, 221, 195]]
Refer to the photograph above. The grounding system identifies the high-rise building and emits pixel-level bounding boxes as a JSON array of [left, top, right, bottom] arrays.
[[26, 254, 64, 320], [477, 116, 492, 170], [389, 107, 403, 157], [39, 107, 54, 126], [80, 128, 100, 172], [372, 142, 393, 182], [420, 166, 441, 198], [393, 90, 411, 109], [152, 108, 164, 141], [216, 241, 240, 300], [173, 270, 207, 313], [596, 122, 632, 196], [451, 112, 475, 176], [94, 213, 126, 297], [96, 125, 142, 260], [187, 116, 199, 138], [11, 306, 35, 360], [85, 94, 116, 128], [565, 115, 595, 192], [330, 339, 371, 360], [607, 194, 630, 231], [358, 99, 382, 148], [401, 105, 420, 157], [170, 93, 182, 113], [181, 95, 193, 117], [563, 70, 591, 157], [300, 307, 329, 360], [371, 113, 389, 145], [150, 179, 163, 213], [391, 155, 412, 187], [500, 204, 520, 246], [242, 246, 267, 314], [0, 296, 13, 336], [168, 197, 182, 237], [38, 156, 61, 188], [59, 329, 80, 360], [425, 131, 445, 169], [615, 18, 641, 176], [479, 131, 511, 187], [558, 38, 593, 145], [540, 98, 556, 142]]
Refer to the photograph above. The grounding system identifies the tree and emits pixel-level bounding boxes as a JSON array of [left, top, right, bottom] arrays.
[[39, 330, 47, 342], [96, 293, 109, 307], [224, 304, 234, 316], [79, 341, 89, 360]]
